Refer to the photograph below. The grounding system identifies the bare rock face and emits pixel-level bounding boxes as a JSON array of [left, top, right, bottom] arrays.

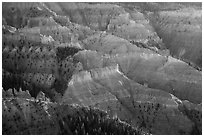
[[62, 65, 196, 134], [148, 7, 202, 68], [44, 3, 163, 48], [116, 55, 202, 104], [45, 2, 164, 51], [107, 11, 160, 44], [45, 2, 126, 31], [2, 2, 202, 135], [82, 33, 133, 54], [74, 50, 202, 104]]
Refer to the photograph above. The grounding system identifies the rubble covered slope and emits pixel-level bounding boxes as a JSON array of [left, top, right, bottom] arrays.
[[2, 2, 202, 135]]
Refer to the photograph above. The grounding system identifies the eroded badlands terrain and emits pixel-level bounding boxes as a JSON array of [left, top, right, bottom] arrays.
[[2, 2, 202, 135]]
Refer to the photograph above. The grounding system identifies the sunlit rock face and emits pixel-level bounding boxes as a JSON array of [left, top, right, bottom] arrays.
[[2, 2, 202, 135], [107, 11, 161, 44], [2, 2, 95, 43], [148, 7, 202, 68], [74, 50, 202, 104], [82, 32, 161, 55], [116, 55, 202, 104], [45, 2, 164, 51], [62, 65, 195, 134], [82, 33, 134, 54], [44, 2, 126, 31]]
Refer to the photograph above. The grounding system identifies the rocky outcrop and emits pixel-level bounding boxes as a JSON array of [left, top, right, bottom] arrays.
[[148, 7, 202, 68], [74, 50, 202, 104], [62, 65, 197, 134], [2, 88, 147, 135], [2, 2, 202, 135], [44, 2, 126, 31], [44, 2, 165, 52], [82, 33, 140, 54], [107, 11, 162, 45]]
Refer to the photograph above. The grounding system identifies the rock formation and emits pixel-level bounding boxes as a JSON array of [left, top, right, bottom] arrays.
[[2, 2, 202, 135]]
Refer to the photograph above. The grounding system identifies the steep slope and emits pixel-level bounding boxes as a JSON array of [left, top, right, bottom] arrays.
[[148, 7, 202, 68], [2, 2, 202, 135], [74, 50, 201, 104], [44, 2, 125, 31], [2, 89, 147, 135], [62, 65, 199, 134], [45, 2, 165, 52]]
